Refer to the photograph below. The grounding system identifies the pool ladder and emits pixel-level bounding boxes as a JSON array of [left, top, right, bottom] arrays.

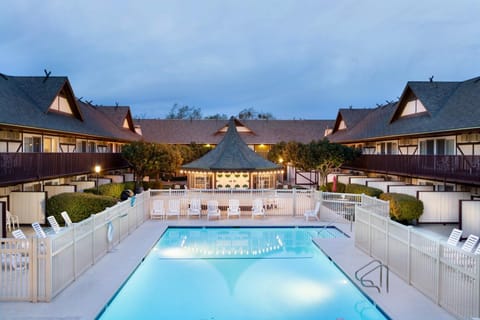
[[355, 259, 389, 293]]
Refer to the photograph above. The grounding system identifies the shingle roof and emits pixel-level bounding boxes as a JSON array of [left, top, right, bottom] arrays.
[[0, 75, 141, 141], [135, 118, 334, 144], [332, 108, 373, 133], [97, 106, 136, 132], [182, 117, 281, 171], [329, 77, 480, 143]]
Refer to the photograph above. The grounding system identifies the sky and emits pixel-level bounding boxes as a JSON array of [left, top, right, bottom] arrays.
[[1, 1, 479, 120]]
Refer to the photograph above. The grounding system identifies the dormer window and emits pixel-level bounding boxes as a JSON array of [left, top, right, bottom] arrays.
[[123, 118, 130, 129], [400, 98, 427, 117], [49, 94, 74, 115], [338, 119, 347, 130]]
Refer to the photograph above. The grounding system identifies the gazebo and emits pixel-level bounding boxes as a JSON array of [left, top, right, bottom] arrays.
[[181, 117, 283, 189]]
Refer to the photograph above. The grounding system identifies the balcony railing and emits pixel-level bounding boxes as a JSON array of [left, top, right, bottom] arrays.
[[343, 155, 480, 185], [0, 153, 129, 186]]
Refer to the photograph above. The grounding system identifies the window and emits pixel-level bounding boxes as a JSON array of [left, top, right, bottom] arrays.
[[401, 98, 427, 117], [24, 136, 41, 152]]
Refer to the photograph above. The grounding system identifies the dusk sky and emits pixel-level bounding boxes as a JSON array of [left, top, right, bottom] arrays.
[[1, 1, 479, 120]]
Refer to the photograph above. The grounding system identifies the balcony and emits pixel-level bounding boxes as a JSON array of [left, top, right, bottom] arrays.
[[343, 155, 480, 186], [0, 153, 129, 186]]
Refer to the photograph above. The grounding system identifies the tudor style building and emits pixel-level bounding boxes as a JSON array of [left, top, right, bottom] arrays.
[[0, 74, 141, 194], [328, 76, 480, 193]]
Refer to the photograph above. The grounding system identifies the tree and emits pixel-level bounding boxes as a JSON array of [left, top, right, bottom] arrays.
[[238, 107, 275, 120], [166, 103, 202, 119], [177, 143, 211, 165], [204, 113, 228, 120], [121, 141, 183, 189]]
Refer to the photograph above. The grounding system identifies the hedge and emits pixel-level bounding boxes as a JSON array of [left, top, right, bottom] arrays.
[[84, 181, 163, 198], [320, 182, 346, 193], [345, 183, 383, 197], [46, 193, 118, 225], [379, 193, 424, 223]]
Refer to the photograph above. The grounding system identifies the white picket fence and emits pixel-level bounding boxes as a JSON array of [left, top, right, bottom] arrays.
[[0, 191, 150, 302], [355, 206, 480, 320]]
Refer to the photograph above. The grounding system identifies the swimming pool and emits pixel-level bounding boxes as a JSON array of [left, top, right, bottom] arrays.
[[97, 227, 389, 320]]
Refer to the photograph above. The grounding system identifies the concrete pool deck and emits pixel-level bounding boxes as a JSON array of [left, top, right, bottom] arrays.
[[0, 216, 456, 320]]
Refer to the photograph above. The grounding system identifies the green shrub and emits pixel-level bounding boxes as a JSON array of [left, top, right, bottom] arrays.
[[84, 181, 137, 198], [321, 182, 346, 193], [345, 183, 383, 197], [47, 193, 118, 225], [379, 193, 424, 223]]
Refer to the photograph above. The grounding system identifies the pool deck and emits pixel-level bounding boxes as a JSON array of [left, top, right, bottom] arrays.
[[0, 214, 457, 320]]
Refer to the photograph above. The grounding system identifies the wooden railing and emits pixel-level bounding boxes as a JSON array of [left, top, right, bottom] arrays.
[[343, 155, 480, 185], [0, 152, 129, 186]]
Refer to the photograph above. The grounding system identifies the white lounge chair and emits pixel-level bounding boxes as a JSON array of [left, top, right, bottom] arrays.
[[207, 200, 221, 220], [227, 199, 241, 219], [12, 229, 27, 239], [251, 198, 265, 219], [47, 216, 62, 234], [304, 201, 321, 221], [6, 210, 20, 232], [61, 211, 73, 227], [165, 199, 180, 219], [474, 243, 480, 255], [31, 222, 47, 239], [461, 234, 479, 253], [187, 198, 202, 219], [446, 228, 462, 247], [151, 199, 165, 219]]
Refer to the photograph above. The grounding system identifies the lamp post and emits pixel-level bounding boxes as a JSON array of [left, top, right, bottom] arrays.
[[94, 165, 101, 194]]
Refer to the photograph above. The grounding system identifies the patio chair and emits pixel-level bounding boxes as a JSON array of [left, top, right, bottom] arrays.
[[227, 199, 241, 219], [187, 198, 202, 219], [61, 211, 74, 227], [151, 199, 165, 219], [446, 228, 463, 247], [474, 243, 480, 255], [31, 222, 47, 239], [12, 229, 27, 239], [461, 234, 479, 253], [47, 216, 62, 234], [6, 210, 20, 232], [207, 200, 221, 220], [251, 198, 265, 219], [304, 201, 321, 221], [165, 199, 181, 219]]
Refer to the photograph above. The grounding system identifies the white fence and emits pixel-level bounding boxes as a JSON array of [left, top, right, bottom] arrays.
[[418, 191, 472, 223], [0, 191, 150, 302], [149, 188, 317, 217], [355, 206, 480, 320]]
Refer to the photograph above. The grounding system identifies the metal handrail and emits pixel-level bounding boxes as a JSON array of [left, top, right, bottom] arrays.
[[355, 259, 389, 293]]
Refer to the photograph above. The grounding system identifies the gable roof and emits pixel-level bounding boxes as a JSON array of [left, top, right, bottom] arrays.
[[329, 76, 480, 143], [0, 74, 141, 141], [331, 108, 373, 133], [135, 118, 334, 144], [182, 117, 281, 171], [97, 106, 136, 132]]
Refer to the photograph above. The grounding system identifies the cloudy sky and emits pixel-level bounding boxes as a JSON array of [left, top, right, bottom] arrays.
[[1, 1, 479, 120]]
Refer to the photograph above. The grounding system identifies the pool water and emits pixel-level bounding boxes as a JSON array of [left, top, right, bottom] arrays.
[[97, 227, 389, 320]]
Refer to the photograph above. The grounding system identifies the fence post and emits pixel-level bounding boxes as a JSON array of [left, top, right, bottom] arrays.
[[407, 226, 411, 284], [92, 214, 96, 264], [30, 238, 38, 302], [434, 240, 440, 304], [292, 188, 297, 217]]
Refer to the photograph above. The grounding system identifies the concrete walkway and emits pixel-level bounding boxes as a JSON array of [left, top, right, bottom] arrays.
[[0, 216, 456, 320]]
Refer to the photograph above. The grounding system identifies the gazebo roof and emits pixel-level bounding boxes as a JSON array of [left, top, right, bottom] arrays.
[[182, 117, 281, 171]]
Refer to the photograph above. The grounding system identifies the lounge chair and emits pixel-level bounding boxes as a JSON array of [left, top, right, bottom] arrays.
[[446, 228, 462, 247], [461, 234, 479, 253], [227, 199, 241, 219], [31, 222, 47, 239], [47, 216, 62, 234], [207, 200, 221, 220], [474, 243, 480, 255], [187, 198, 202, 219], [12, 229, 27, 239], [151, 199, 165, 219], [251, 198, 265, 219], [304, 201, 321, 221], [6, 210, 20, 232], [61, 211, 73, 227], [165, 199, 180, 219]]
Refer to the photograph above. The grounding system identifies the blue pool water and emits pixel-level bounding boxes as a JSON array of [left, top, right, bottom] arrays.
[[97, 227, 389, 320]]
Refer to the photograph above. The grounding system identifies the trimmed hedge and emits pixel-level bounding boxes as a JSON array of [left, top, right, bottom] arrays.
[[84, 181, 163, 198], [379, 193, 424, 223], [320, 182, 346, 193], [46, 193, 118, 225], [345, 183, 383, 197]]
